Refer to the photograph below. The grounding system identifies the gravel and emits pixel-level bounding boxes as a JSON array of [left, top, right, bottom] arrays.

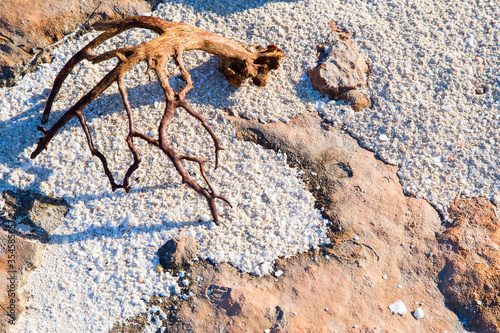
[[0, 0, 498, 331]]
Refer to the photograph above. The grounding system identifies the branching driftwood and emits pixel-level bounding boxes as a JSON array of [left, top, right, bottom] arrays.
[[30, 16, 284, 224]]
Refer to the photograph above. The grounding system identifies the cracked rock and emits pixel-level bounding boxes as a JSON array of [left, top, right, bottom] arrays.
[[308, 21, 370, 111]]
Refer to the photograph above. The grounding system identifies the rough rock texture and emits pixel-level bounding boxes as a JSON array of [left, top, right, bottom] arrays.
[[0, 190, 68, 332], [308, 21, 371, 111], [0, 230, 43, 331], [158, 238, 199, 270], [115, 112, 466, 332], [0, 0, 159, 87], [1, 190, 69, 242], [438, 197, 500, 333]]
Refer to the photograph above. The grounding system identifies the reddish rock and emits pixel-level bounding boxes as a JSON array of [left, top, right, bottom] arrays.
[[0, 0, 158, 87], [158, 238, 198, 270], [0, 230, 43, 332], [115, 112, 466, 332], [308, 21, 370, 111], [339, 89, 371, 112], [438, 197, 500, 333], [0, 190, 68, 332]]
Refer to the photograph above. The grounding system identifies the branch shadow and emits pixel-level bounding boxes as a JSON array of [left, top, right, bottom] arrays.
[[0, 188, 211, 245], [0, 56, 238, 243], [45, 219, 211, 244]]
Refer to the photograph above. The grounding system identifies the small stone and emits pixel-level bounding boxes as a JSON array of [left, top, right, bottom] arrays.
[[339, 90, 371, 112], [491, 192, 500, 206], [413, 307, 424, 320], [274, 270, 284, 277], [475, 86, 485, 95], [199, 214, 211, 223], [382, 275, 388, 279], [95, 273, 104, 284], [379, 134, 389, 141], [316, 100, 324, 112], [389, 300, 407, 315], [466, 37, 478, 47], [21, 162, 32, 172], [308, 21, 370, 110], [158, 238, 198, 270]]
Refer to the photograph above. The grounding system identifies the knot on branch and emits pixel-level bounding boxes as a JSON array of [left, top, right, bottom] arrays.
[[221, 44, 284, 87]]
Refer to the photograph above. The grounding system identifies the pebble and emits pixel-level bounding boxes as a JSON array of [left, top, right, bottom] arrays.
[[413, 307, 424, 320], [274, 270, 284, 277], [21, 162, 32, 172], [389, 300, 408, 315], [316, 100, 325, 112], [200, 214, 211, 223], [491, 192, 500, 206], [466, 37, 478, 47], [379, 134, 389, 141]]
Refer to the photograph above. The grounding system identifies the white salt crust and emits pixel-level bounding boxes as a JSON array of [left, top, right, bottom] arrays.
[[0, 0, 497, 331]]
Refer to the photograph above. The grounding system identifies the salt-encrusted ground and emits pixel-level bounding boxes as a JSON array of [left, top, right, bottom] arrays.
[[0, 0, 498, 332]]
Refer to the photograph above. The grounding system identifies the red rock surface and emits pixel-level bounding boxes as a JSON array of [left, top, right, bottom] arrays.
[[438, 197, 500, 333], [0, 0, 156, 87], [0, 230, 43, 331], [114, 112, 467, 332]]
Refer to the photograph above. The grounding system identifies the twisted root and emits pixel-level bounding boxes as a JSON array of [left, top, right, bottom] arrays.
[[31, 16, 283, 224]]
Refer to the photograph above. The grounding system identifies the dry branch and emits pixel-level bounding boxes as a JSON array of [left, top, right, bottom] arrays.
[[31, 16, 284, 224]]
